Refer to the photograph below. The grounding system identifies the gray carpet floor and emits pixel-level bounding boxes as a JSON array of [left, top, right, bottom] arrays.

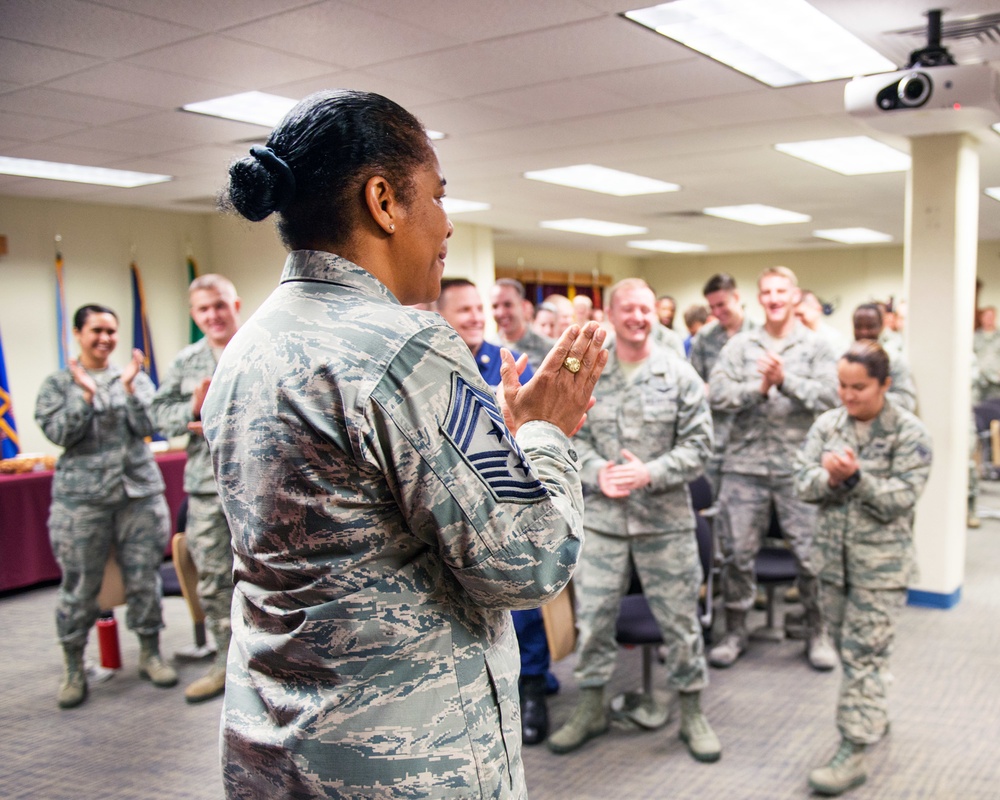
[[3, 489, 1000, 800]]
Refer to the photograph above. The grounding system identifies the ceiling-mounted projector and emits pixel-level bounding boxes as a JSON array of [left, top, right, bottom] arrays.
[[844, 9, 1000, 135], [846, 64, 1000, 134]]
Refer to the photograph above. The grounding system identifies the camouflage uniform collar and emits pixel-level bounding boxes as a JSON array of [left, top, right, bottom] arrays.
[[748, 319, 809, 348], [608, 341, 673, 379], [280, 250, 399, 304]]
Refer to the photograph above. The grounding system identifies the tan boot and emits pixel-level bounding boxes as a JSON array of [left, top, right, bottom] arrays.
[[807, 627, 838, 671], [547, 687, 608, 754], [678, 691, 721, 763], [708, 610, 748, 668], [57, 645, 88, 709], [139, 634, 178, 687], [184, 664, 226, 703], [808, 739, 867, 795]]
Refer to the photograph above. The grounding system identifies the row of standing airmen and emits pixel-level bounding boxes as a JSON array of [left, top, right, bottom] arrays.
[[435, 267, 931, 797], [35, 263, 930, 799]]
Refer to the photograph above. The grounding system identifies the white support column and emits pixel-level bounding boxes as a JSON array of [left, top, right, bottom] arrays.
[[904, 133, 979, 608]]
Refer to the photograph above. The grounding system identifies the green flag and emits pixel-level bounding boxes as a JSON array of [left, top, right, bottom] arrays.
[[187, 257, 203, 344]]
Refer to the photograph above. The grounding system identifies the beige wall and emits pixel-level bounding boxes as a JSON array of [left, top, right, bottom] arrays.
[[1, 195, 496, 453], [6, 191, 1000, 453]]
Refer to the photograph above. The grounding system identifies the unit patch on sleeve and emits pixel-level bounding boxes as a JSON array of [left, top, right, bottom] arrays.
[[443, 373, 548, 503]]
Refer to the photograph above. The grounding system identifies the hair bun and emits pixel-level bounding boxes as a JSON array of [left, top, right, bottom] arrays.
[[224, 146, 297, 222]]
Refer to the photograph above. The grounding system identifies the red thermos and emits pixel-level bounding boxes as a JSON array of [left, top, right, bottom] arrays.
[[97, 612, 122, 669]]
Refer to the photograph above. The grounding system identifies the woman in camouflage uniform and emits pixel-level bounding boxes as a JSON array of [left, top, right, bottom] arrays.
[[35, 304, 176, 709], [206, 90, 607, 799], [795, 341, 932, 796]]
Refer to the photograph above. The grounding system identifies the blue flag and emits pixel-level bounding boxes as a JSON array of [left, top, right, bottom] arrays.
[[0, 329, 19, 459], [130, 261, 159, 387]]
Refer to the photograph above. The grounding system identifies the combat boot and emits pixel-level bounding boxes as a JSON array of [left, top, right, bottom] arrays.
[[678, 691, 721, 763], [138, 634, 178, 688], [708, 610, 747, 668], [518, 674, 549, 745], [57, 645, 88, 709], [808, 739, 867, 796], [547, 687, 608, 754], [184, 664, 226, 703], [808, 627, 838, 671]]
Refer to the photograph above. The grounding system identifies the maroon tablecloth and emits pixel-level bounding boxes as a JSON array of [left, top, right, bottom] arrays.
[[0, 450, 187, 593]]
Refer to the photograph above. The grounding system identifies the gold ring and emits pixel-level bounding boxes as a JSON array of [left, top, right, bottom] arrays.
[[563, 356, 582, 374]]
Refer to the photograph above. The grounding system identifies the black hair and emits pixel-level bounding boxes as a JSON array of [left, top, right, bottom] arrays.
[[703, 273, 737, 296], [853, 303, 883, 324], [842, 340, 890, 384], [221, 90, 434, 251], [73, 304, 117, 331]]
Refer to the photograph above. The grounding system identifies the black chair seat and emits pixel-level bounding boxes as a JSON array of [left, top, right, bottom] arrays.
[[755, 547, 798, 582], [615, 594, 662, 646]]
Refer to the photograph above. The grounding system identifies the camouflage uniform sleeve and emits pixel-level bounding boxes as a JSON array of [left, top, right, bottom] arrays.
[[150, 352, 196, 437], [887, 357, 918, 413], [708, 337, 767, 413], [852, 417, 933, 524], [366, 327, 583, 611], [777, 337, 839, 414], [689, 330, 709, 382], [123, 371, 158, 439], [646, 363, 712, 490], [794, 411, 838, 503], [34, 372, 94, 448], [571, 415, 609, 488]]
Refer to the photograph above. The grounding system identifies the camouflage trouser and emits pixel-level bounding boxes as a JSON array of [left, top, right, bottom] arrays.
[[821, 581, 906, 744], [186, 493, 235, 664], [48, 488, 170, 648], [573, 528, 707, 692], [715, 472, 821, 624]]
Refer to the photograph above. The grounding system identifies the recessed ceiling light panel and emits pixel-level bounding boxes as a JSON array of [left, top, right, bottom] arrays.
[[623, 0, 895, 88], [442, 198, 490, 214], [813, 227, 893, 244], [775, 136, 911, 175], [525, 164, 679, 196], [628, 239, 707, 253], [703, 204, 810, 225], [183, 91, 446, 139], [540, 218, 649, 237], [0, 156, 171, 188]]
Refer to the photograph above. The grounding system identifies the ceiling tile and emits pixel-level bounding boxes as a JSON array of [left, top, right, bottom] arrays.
[[45, 62, 237, 107], [3, 0, 197, 57], [0, 87, 154, 124], [225, 1, 459, 67], [0, 39, 101, 86], [86, 0, 319, 31], [127, 36, 334, 88]]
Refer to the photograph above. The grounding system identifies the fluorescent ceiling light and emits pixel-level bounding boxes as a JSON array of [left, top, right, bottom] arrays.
[[985, 187, 1000, 202], [525, 164, 679, 196], [775, 136, 911, 175], [628, 239, 707, 253], [183, 91, 298, 127], [442, 198, 490, 214], [813, 227, 893, 244], [182, 91, 445, 138], [623, 0, 895, 88], [704, 204, 810, 225], [0, 156, 171, 188], [540, 218, 648, 237]]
